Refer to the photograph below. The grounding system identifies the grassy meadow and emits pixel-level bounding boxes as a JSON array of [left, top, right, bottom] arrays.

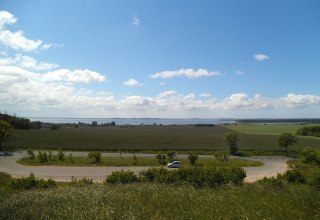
[[5, 125, 320, 153], [17, 156, 262, 167], [1, 183, 319, 219]]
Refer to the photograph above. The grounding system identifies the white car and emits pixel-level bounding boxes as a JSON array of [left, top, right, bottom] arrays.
[[167, 160, 182, 168]]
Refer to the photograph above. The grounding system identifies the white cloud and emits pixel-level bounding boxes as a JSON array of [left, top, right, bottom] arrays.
[[123, 78, 143, 87], [235, 70, 244, 75], [132, 15, 140, 27], [0, 54, 58, 71], [0, 10, 51, 52], [281, 93, 320, 108], [150, 68, 220, 79], [199, 93, 211, 97], [42, 69, 107, 83], [254, 54, 270, 61]]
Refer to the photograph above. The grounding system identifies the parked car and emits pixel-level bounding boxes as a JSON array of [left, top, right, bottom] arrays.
[[167, 160, 182, 168]]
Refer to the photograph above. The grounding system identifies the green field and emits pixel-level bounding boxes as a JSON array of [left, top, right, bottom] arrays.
[[1, 183, 319, 219], [5, 125, 320, 152], [17, 156, 262, 167]]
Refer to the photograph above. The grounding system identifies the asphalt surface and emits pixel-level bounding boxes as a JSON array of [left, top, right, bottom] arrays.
[[0, 151, 289, 183]]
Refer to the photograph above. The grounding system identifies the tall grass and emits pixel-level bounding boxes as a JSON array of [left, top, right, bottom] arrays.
[[0, 183, 319, 219]]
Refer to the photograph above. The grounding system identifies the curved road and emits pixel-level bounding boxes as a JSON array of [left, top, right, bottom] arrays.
[[0, 151, 288, 183]]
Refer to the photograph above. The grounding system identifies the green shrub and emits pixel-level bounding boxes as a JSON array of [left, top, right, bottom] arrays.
[[155, 153, 167, 165], [37, 151, 48, 162], [88, 151, 101, 163], [214, 151, 229, 162], [300, 147, 320, 165], [105, 170, 139, 184], [57, 149, 65, 161], [283, 170, 306, 184], [27, 149, 35, 160], [167, 150, 176, 162], [188, 153, 198, 165], [140, 167, 170, 182], [309, 170, 320, 189], [10, 173, 56, 190], [70, 177, 93, 186], [258, 176, 284, 187]]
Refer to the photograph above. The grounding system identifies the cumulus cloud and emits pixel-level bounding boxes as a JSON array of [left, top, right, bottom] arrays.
[[0, 54, 58, 71], [281, 93, 320, 108], [150, 68, 220, 79], [199, 93, 211, 97], [123, 78, 143, 87], [0, 11, 51, 52], [254, 54, 270, 61], [42, 69, 106, 83]]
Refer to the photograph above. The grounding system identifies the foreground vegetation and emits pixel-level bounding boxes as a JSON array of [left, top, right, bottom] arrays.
[[5, 125, 320, 154], [0, 183, 319, 219]]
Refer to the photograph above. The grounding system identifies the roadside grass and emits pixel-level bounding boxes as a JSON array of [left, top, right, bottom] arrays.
[[5, 125, 320, 152], [0, 172, 13, 189], [17, 156, 262, 167], [0, 183, 319, 219]]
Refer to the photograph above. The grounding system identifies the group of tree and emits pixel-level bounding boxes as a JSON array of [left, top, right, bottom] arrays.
[[224, 131, 297, 157], [296, 125, 320, 137], [0, 113, 31, 129]]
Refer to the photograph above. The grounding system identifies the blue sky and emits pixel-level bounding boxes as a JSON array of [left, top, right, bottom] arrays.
[[0, 0, 319, 118]]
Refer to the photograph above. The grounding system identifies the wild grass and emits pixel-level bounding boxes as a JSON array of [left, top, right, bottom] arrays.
[[5, 125, 320, 152], [17, 156, 262, 167], [0, 183, 319, 219], [0, 172, 12, 189]]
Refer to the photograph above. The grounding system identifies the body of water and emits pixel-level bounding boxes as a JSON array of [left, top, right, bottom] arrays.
[[27, 118, 236, 125]]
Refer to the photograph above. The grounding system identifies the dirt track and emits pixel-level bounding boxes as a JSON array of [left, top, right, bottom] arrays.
[[0, 151, 288, 183]]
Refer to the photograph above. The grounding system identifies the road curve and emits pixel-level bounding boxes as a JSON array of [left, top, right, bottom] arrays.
[[0, 151, 288, 183]]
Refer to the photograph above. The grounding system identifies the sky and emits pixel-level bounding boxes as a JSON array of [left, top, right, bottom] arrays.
[[0, 0, 319, 118]]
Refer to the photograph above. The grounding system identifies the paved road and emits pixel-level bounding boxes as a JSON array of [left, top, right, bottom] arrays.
[[0, 151, 288, 183]]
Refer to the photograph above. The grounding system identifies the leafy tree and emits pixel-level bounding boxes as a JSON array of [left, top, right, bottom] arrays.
[[0, 120, 14, 150], [88, 151, 102, 163], [155, 153, 167, 165], [278, 133, 297, 157], [224, 132, 238, 155], [167, 150, 176, 162]]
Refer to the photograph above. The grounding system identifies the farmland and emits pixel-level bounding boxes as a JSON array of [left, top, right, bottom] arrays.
[[5, 125, 320, 153]]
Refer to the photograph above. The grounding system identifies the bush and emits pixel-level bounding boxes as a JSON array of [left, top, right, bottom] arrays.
[[27, 149, 35, 160], [300, 147, 320, 165], [10, 173, 56, 190], [258, 176, 284, 187], [140, 167, 171, 183], [57, 149, 65, 161], [105, 171, 139, 184], [309, 170, 320, 189], [37, 151, 48, 162], [283, 170, 306, 184], [214, 152, 229, 162], [167, 150, 176, 162], [88, 151, 101, 163], [188, 153, 198, 165], [49, 124, 60, 130], [155, 153, 167, 165], [70, 177, 93, 186]]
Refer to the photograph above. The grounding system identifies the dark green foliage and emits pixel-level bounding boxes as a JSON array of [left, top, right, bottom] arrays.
[[0, 113, 31, 130], [283, 170, 306, 184], [10, 173, 56, 190], [139, 167, 246, 187], [70, 177, 93, 186], [88, 151, 101, 163], [0, 120, 14, 150], [188, 152, 198, 165], [156, 153, 167, 165], [105, 171, 139, 184], [296, 125, 320, 137], [49, 124, 60, 130], [166, 150, 176, 162], [194, 124, 215, 127], [258, 176, 284, 187], [57, 149, 65, 161], [309, 170, 320, 189], [37, 151, 48, 162], [214, 151, 229, 162], [224, 132, 238, 155], [300, 147, 320, 165], [278, 133, 297, 157], [27, 149, 35, 159]]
